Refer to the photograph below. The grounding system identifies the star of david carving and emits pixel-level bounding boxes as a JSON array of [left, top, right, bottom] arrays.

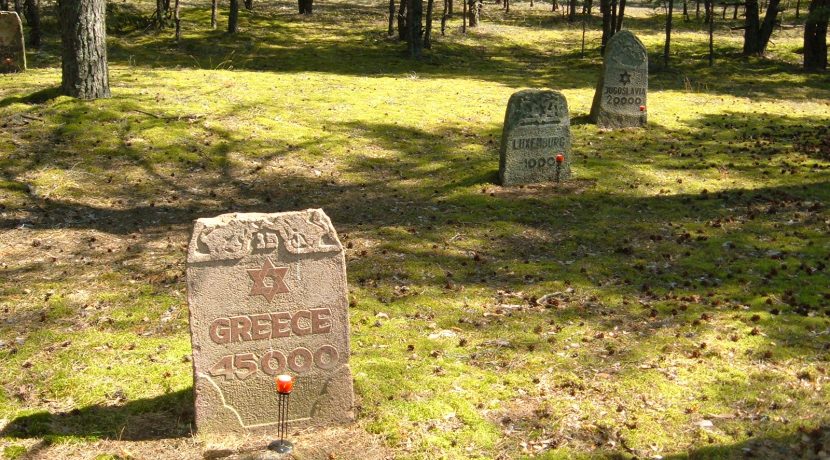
[[247, 258, 289, 302], [619, 71, 631, 85]]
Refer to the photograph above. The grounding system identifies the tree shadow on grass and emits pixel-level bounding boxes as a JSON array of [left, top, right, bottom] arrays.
[[0, 388, 193, 441], [0, 87, 61, 109]]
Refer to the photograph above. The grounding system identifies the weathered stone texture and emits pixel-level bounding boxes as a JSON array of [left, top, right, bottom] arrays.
[[499, 89, 572, 186], [187, 209, 353, 434], [590, 30, 648, 129]]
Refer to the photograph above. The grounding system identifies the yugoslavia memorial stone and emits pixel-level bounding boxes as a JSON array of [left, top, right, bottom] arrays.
[[590, 30, 648, 129], [187, 209, 353, 433], [0, 11, 25, 73], [499, 89, 571, 186]]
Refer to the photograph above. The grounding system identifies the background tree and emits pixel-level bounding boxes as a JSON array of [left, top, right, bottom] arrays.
[[665, 0, 674, 66], [407, 0, 423, 56], [743, 0, 782, 55], [59, 0, 110, 99], [299, 0, 312, 14], [803, 0, 828, 70], [23, 0, 40, 47], [228, 0, 239, 32]]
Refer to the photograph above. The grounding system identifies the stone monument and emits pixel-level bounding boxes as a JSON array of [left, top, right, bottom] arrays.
[[590, 30, 648, 129], [0, 11, 25, 73], [187, 209, 353, 433], [499, 89, 572, 186]]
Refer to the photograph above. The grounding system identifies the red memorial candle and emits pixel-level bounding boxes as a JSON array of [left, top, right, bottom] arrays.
[[639, 105, 646, 112], [276, 374, 294, 394], [555, 154, 565, 164]]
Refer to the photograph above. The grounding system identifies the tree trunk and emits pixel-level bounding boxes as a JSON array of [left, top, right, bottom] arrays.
[[733, 2, 738, 18], [0, 0, 8, 11], [600, 0, 612, 51], [610, 0, 617, 30], [174, 0, 181, 40], [424, 0, 433, 47], [156, 0, 165, 29], [14, 0, 21, 13], [407, 0, 422, 57], [448, 0, 453, 15], [707, 0, 714, 64], [441, 0, 448, 34], [803, 0, 828, 70], [569, 0, 577, 20], [397, 0, 407, 40], [616, 0, 626, 29], [244, 0, 252, 10], [59, 0, 110, 99], [744, 0, 760, 53], [389, 0, 396, 35], [467, 0, 479, 25], [696, 0, 701, 18], [683, 0, 689, 20], [665, 0, 674, 67], [228, 0, 239, 32], [211, 0, 218, 29], [757, 0, 781, 52], [795, 0, 801, 17], [23, 0, 41, 47], [462, 0, 467, 31]]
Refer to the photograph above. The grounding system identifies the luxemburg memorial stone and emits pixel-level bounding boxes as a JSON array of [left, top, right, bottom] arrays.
[[499, 89, 571, 186], [187, 209, 353, 433], [0, 11, 25, 73], [590, 30, 648, 129]]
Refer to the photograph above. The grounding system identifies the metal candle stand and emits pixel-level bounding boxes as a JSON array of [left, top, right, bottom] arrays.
[[555, 153, 565, 183], [268, 375, 295, 454]]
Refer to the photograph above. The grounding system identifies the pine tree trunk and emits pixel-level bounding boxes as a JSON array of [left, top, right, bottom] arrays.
[[803, 0, 828, 70], [462, 0, 467, 31], [424, 0, 433, 47], [743, 0, 760, 53], [569, 0, 577, 20], [229, 0, 239, 31], [707, 0, 714, 64], [616, 0, 626, 29], [59, 0, 110, 99], [244, 0, 252, 10], [610, 0, 617, 31], [23, 0, 41, 47], [757, 0, 781, 52], [407, 0, 422, 57], [467, 0, 479, 25], [211, 0, 218, 29], [174, 0, 181, 40], [397, 0, 407, 40], [389, 0, 396, 35], [600, 0, 612, 51], [665, 0, 674, 67], [441, 0, 447, 34], [298, 0, 312, 14], [156, 0, 165, 29], [683, 0, 688, 20]]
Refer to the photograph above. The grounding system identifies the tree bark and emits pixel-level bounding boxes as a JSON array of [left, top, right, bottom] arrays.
[[211, 0, 218, 28], [569, 0, 577, 20], [228, 0, 239, 32], [467, 0, 479, 25], [298, 0, 312, 14], [803, 0, 828, 70], [425, 0, 433, 47], [665, 0, 674, 67], [59, 0, 110, 99], [462, 0, 467, 31], [616, 0, 626, 29], [397, 0, 407, 40], [244, 0, 252, 10], [23, 0, 41, 47], [407, 0, 422, 57], [174, 0, 181, 40], [600, 0, 612, 52], [707, 0, 714, 64], [0, 0, 8, 11], [156, 0, 165, 29], [389, 0, 396, 35], [743, 0, 761, 53], [795, 0, 801, 17], [757, 0, 781, 51], [441, 0, 448, 34]]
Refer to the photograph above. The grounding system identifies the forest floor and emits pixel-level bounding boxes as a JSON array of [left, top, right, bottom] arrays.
[[1, 0, 829, 458]]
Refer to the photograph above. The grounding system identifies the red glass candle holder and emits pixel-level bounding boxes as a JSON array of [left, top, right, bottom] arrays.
[[276, 374, 294, 394]]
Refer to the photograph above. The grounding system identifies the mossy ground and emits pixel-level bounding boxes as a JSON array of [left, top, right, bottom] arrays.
[[1, 0, 829, 458]]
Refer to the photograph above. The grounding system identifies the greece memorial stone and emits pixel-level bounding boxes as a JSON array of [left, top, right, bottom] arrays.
[[0, 11, 25, 73], [499, 89, 571, 186], [187, 209, 353, 433], [590, 30, 648, 129]]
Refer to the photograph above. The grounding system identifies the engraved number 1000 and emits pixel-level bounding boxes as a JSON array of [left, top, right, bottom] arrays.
[[208, 345, 339, 380]]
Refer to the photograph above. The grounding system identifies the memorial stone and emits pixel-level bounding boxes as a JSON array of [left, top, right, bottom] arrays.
[[187, 209, 353, 433], [0, 11, 25, 73], [499, 89, 572, 186], [590, 30, 648, 129]]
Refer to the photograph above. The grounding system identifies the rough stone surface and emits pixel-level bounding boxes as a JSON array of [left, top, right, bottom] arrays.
[[187, 209, 353, 434], [499, 89, 571, 186], [590, 30, 648, 129], [0, 11, 25, 73]]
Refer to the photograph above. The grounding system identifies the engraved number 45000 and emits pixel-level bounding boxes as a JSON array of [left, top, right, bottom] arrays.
[[207, 346, 339, 380]]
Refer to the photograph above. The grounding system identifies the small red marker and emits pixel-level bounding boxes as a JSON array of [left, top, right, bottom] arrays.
[[555, 154, 565, 164], [276, 374, 294, 394], [639, 105, 646, 112], [3, 58, 12, 66]]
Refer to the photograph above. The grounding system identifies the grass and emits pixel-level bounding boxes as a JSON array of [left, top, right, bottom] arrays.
[[1, 0, 829, 458]]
